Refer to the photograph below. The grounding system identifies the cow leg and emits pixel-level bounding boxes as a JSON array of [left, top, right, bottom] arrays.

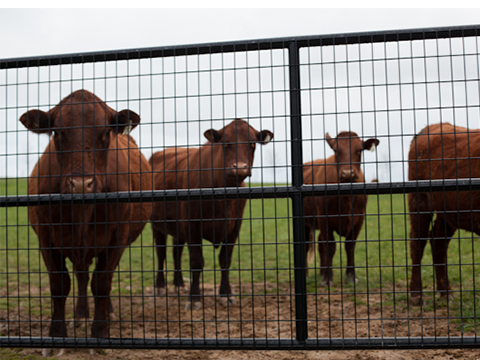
[[408, 193, 432, 306], [186, 238, 204, 310], [318, 229, 335, 287], [325, 234, 337, 287], [73, 258, 92, 320], [108, 298, 115, 318], [430, 217, 455, 301], [40, 247, 71, 357], [345, 221, 363, 284], [317, 231, 327, 284], [71, 259, 116, 328], [41, 249, 71, 338], [152, 221, 167, 295], [344, 234, 357, 284], [305, 225, 315, 277], [173, 236, 187, 291], [218, 240, 237, 306], [90, 245, 125, 338]]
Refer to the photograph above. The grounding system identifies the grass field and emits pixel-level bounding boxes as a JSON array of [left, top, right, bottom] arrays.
[[1, 178, 479, 333]]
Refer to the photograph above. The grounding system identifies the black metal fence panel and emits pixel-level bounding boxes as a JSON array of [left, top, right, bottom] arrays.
[[0, 25, 480, 353]]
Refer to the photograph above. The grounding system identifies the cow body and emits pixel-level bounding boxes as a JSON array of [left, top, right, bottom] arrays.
[[304, 132, 379, 286], [408, 122, 480, 305], [150, 119, 273, 309], [22, 90, 152, 340]]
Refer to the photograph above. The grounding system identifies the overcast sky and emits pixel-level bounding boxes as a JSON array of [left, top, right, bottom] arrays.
[[2, 8, 480, 59], [1, 7, 480, 183]]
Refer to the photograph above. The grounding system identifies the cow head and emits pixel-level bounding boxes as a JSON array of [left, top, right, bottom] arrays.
[[20, 90, 140, 194], [204, 118, 273, 185], [326, 131, 379, 183]]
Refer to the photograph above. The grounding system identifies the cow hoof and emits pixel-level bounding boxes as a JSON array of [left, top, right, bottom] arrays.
[[409, 295, 425, 306], [42, 348, 66, 357], [185, 301, 202, 311], [321, 279, 334, 287], [175, 286, 189, 294], [156, 288, 166, 296], [219, 296, 237, 306], [440, 292, 455, 302], [89, 349, 112, 355], [345, 275, 359, 284], [69, 317, 92, 328], [56, 349, 66, 357]]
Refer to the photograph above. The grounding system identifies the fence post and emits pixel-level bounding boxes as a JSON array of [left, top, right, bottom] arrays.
[[288, 40, 308, 343]]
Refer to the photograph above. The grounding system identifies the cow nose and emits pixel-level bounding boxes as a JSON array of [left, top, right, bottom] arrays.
[[232, 162, 251, 177], [340, 169, 357, 182], [70, 177, 95, 193]]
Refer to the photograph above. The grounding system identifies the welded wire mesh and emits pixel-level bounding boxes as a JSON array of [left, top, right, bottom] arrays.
[[0, 25, 479, 353]]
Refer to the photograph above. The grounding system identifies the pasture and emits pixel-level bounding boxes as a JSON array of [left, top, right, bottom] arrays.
[[1, 178, 479, 344]]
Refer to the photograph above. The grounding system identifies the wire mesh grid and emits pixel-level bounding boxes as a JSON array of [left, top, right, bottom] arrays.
[[0, 25, 479, 352]]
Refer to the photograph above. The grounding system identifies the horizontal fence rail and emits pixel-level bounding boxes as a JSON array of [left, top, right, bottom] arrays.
[[1, 24, 480, 356], [1, 336, 480, 350], [4, 179, 480, 207], [1, 25, 479, 70]]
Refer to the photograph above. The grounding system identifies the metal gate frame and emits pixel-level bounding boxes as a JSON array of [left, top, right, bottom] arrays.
[[1, 24, 480, 350]]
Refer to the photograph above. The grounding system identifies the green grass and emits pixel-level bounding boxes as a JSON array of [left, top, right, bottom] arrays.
[[1, 179, 479, 330], [0, 348, 46, 360]]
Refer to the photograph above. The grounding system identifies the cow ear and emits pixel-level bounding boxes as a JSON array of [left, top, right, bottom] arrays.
[[204, 129, 222, 143], [257, 130, 274, 145], [325, 133, 337, 152], [363, 138, 380, 152], [112, 109, 140, 135], [19, 110, 52, 134]]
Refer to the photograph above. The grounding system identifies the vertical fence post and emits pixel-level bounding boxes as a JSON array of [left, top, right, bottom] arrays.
[[288, 41, 308, 343]]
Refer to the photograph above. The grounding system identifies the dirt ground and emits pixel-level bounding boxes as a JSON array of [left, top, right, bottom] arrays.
[[1, 282, 479, 359], [5, 348, 478, 360]]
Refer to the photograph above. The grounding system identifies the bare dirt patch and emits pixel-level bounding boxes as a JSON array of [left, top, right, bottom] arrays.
[[1, 282, 478, 359]]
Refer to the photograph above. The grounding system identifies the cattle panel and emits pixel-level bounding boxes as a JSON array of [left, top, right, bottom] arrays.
[[1, 25, 480, 353]]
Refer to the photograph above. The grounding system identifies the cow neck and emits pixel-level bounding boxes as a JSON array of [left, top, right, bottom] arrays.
[[104, 134, 132, 193]]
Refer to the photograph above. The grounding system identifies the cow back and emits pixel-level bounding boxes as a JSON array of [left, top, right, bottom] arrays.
[[409, 122, 480, 233]]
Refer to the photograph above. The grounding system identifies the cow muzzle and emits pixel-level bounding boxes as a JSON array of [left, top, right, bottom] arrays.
[[69, 177, 95, 194], [229, 162, 251, 179], [340, 169, 358, 182]]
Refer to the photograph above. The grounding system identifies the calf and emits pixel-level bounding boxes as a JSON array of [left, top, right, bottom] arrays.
[[21, 90, 152, 341], [304, 132, 379, 286], [150, 119, 273, 309], [408, 122, 479, 305]]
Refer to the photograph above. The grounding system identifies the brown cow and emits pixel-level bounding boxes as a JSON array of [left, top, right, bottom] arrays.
[[304, 132, 379, 286], [408, 122, 478, 305], [150, 119, 273, 309], [21, 90, 152, 344]]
